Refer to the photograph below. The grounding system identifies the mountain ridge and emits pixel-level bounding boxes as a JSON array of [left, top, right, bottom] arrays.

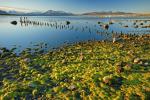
[[0, 9, 150, 16], [0, 9, 74, 16]]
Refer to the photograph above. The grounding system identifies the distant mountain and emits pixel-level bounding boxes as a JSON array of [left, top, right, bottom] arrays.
[[0, 10, 8, 15], [7, 10, 25, 15], [1, 8, 149, 17], [82, 11, 136, 16], [20, 12, 43, 16], [43, 10, 74, 16], [3, 10, 74, 16]]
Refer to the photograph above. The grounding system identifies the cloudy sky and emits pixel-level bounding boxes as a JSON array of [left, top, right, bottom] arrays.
[[0, 0, 150, 13]]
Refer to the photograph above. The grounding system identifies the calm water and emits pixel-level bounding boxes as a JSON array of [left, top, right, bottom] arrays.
[[0, 16, 150, 53]]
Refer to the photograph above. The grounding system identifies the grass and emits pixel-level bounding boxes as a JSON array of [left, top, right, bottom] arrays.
[[0, 34, 150, 100]]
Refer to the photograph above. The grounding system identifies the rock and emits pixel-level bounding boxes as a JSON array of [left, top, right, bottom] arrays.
[[24, 58, 31, 63], [127, 50, 134, 55], [116, 66, 124, 73], [103, 76, 112, 84], [144, 62, 149, 66], [62, 59, 67, 64], [115, 61, 126, 67], [119, 44, 124, 49], [103, 24, 109, 30], [11, 21, 17, 25], [109, 21, 114, 24], [124, 64, 132, 70], [115, 62, 122, 67], [138, 61, 143, 65], [68, 85, 77, 91], [98, 22, 102, 24], [133, 58, 141, 64], [134, 25, 139, 28], [66, 21, 70, 25], [124, 25, 128, 27]]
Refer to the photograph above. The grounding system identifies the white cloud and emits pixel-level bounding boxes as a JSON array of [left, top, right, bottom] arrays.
[[0, 6, 32, 12]]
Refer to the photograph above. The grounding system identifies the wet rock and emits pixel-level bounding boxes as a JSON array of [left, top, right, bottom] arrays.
[[24, 58, 31, 63], [103, 24, 109, 30], [114, 62, 126, 73], [133, 58, 141, 64], [66, 21, 70, 25], [109, 21, 114, 24], [98, 21, 102, 24], [115, 62, 122, 67], [61, 59, 67, 64], [144, 62, 149, 66], [103, 76, 112, 84], [124, 25, 128, 27], [127, 50, 134, 55], [119, 44, 124, 49], [115, 61, 126, 67], [116, 66, 124, 73], [138, 61, 143, 65], [134, 25, 139, 28], [11, 21, 17, 25], [68, 85, 77, 91]]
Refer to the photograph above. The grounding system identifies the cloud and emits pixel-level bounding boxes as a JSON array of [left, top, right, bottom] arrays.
[[0, 6, 32, 12]]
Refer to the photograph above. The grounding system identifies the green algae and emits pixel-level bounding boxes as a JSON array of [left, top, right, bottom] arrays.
[[0, 34, 150, 100]]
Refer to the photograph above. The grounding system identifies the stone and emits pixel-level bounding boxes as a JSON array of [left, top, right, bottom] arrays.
[[124, 64, 132, 70], [144, 62, 149, 66], [103, 76, 112, 84], [11, 21, 17, 25], [68, 85, 77, 91], [24, 58, 31, 63], [133, 58, 141, 64]]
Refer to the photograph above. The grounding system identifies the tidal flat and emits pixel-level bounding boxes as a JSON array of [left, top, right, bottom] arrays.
[[0, 34, 150, 100]]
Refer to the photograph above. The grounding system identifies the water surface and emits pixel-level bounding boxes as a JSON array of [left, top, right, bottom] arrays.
[[0, 16, 150, 52]]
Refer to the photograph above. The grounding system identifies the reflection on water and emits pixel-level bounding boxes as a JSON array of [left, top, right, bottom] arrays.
[[0, 16, 150, 53]]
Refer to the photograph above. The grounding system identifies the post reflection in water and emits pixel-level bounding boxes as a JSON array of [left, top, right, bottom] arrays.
[[5, 16, 150, 53], [18, 16, 115, 40]]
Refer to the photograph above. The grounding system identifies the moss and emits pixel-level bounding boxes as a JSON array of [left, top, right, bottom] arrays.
[[0, 34, 150, 99]]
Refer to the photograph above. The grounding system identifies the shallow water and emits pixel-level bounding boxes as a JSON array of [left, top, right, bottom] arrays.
[[0, 16, 150, 52]]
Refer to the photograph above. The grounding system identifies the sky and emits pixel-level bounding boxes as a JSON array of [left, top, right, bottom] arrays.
[[0, 0, 150, 13]]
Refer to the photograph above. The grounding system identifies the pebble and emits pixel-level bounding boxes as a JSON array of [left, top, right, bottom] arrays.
[[138, 61, 143, 65], [124, 64, 132, 70], [103, 76, 111, 84], [115, 62, 122, 67], [127, 50, 134, 55], [133, 58, 141, 64], [68, 85, 77, 91], [24, 58, 31, 63], [144, 62, 149, 66]]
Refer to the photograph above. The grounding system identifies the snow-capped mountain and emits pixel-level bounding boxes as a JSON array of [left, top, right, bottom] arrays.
[[43, 10, 73, 16]]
